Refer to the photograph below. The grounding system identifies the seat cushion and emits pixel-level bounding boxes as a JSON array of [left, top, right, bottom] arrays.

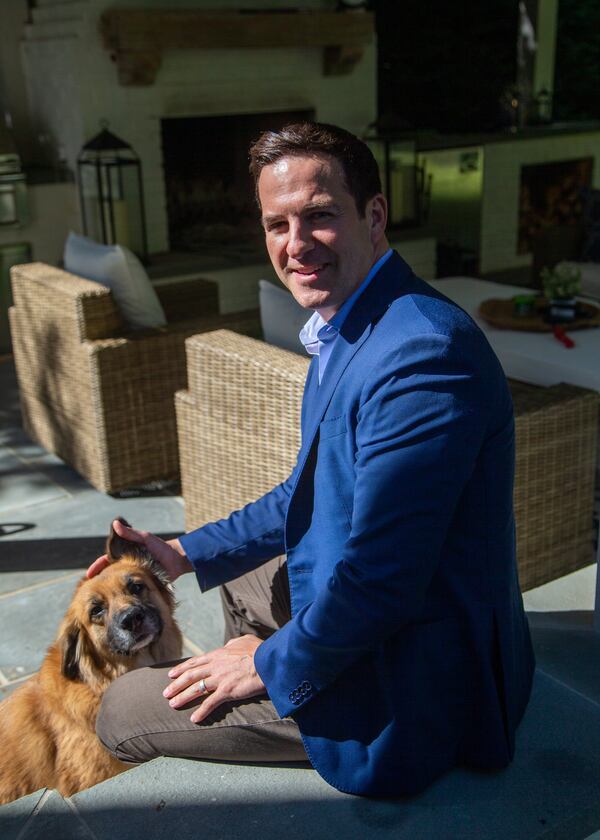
[[258, 279, 308, 354], [64, 232, 167, 329]]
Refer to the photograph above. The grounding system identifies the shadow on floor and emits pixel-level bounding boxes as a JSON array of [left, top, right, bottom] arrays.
[[0, 534, 181, 572]]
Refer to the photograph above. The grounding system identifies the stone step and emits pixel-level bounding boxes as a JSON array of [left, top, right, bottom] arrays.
[[3, 671, 600, 839]]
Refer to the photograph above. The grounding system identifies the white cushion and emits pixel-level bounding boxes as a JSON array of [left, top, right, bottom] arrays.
[[558, 261, 600, 302], [258, 279, 308, 354], [64, 233, 167, 329]]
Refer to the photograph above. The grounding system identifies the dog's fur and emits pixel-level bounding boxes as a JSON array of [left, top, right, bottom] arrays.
[[0, 519, 182, 804]]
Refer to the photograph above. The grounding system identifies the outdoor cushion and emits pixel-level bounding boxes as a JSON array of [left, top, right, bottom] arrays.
[[64, 232, 167, 329], [258, 278, 307, 354]]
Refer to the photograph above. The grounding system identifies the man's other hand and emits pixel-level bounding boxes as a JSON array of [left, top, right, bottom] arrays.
[[163, 635, 266, 723], [86, 518, 193, 581]]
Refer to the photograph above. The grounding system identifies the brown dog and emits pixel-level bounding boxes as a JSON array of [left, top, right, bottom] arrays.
[[0, 519, 183, 804]]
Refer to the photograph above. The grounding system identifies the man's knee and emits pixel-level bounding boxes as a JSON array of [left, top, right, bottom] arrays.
[[96, 670, 153, 764]]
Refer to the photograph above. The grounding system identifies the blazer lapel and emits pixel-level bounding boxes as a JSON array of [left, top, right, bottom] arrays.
[[296, 251, 414, 473]]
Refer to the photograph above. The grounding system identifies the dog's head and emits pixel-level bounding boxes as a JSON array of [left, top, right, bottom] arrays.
[[58, 520, 181, 689]]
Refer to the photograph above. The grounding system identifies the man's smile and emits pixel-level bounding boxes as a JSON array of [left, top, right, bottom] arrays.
[[287, 264, 330, 281]]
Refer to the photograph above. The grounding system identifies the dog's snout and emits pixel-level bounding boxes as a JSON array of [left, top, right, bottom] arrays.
[[118, 606, 145, 631]]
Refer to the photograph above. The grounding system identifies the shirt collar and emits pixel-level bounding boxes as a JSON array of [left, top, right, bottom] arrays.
[[299, 248, 393, 353]]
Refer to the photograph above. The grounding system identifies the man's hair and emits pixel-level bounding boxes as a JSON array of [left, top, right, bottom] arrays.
[[248, 121, 382, 217]]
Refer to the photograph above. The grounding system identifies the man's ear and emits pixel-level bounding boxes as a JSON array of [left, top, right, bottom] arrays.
[[368, 193, 388, 245]]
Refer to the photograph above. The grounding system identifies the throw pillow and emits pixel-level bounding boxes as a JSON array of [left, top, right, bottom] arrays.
[[64, 232, 167, 329], [258, 279, 308, 355]]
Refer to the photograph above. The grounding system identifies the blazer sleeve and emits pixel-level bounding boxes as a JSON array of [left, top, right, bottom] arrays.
[[180, 358, 319, 592], [179, 471, 296, 592], [255, 331, 503, 719]]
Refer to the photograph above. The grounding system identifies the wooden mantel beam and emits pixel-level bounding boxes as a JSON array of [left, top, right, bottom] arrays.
[[100, 9, 375, 86]]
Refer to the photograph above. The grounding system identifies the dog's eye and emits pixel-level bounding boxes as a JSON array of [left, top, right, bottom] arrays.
[[127, 580, 145, 595], [89, 602, 105, 621]]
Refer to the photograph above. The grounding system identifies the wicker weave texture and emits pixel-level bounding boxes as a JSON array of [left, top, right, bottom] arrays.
[[9, 263, 260, 493], [177, 329, 598, 593], [511, 381, 598, 590]]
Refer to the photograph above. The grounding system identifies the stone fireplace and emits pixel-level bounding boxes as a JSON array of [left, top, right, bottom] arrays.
[[161, 108, 313, 256], [20, 1, 376, 256]]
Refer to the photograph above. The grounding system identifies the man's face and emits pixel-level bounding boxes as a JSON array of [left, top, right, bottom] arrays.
[[258, 154, 387, 320]]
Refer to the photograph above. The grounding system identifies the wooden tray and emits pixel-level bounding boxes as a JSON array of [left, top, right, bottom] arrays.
[[478, 298, 600, 332]]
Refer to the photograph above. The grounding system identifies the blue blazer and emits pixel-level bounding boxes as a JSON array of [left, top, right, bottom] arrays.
[[181, 252, 535, 797]]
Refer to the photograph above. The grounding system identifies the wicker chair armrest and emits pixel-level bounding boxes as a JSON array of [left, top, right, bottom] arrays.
[[154, 277, 219, 322], [10, 262, 122, 340], [85, 308, 262, 350]]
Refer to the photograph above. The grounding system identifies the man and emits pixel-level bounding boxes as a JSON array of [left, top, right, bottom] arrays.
[[91, 122, 535, 798]]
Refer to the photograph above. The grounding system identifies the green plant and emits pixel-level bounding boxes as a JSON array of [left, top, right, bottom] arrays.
[[540, 264, 582, 300]]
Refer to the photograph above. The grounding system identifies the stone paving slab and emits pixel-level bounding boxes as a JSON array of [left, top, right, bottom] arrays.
[[529, 610, 600, 706], [0, 574, 80, 679], [0, 491, 185, 548], [0, 568, 79, 597], [1, 428, 49, 461], [18, 790, 93, 840], [0, 788, 47, 840], [0, 448, 69, 515]]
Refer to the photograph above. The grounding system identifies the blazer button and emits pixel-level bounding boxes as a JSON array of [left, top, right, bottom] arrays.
[[302, 681, 312, 691]]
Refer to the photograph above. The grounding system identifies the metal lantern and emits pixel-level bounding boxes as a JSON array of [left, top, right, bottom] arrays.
[[364, 134, 429, 229], [77, 121, 148, 260]]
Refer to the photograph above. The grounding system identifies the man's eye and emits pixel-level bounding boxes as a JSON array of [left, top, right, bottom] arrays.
[[89, 603, 105, 620]]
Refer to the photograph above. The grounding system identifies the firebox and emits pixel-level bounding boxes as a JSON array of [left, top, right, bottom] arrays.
[[518, 157, 593, 255], [161, 109, 313, 255]]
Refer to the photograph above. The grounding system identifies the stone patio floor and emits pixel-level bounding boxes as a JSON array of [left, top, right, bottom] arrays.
[[2, 355, 600, 840]]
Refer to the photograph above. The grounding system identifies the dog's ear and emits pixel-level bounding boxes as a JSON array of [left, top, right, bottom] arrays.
[[60, 620, 83, 681], [106, 517, 153, 565], [106, 518, 175, 604], [59, 616, 105, 687]]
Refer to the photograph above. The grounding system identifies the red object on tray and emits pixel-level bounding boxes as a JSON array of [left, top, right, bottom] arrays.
[[552, 325, 575, 348]]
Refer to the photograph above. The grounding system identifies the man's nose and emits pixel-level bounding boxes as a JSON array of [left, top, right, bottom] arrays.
[[286, 220, 314, 260]]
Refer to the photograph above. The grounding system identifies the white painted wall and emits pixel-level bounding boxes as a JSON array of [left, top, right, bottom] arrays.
[[0, 182, 80, 264], [0, 0, 37, 163]]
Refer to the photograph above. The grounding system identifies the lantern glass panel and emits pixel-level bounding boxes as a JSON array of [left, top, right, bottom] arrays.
[[115, 163, 145, 257]]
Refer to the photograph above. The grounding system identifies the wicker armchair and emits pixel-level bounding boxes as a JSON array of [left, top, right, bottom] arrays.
[[176, 329, 598, 593], [9, 263, 261, 493]]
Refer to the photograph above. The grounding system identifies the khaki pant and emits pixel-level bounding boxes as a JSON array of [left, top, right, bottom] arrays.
[[96, 557, 308, 764]]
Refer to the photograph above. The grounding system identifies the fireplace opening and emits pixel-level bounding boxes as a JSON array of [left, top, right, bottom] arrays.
[[161, 109, 314, 256], [518, 157, 593, 254]]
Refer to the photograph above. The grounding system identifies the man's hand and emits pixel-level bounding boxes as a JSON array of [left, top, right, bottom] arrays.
[[163, 635, 266, 724], [86, 519, 192, 581]]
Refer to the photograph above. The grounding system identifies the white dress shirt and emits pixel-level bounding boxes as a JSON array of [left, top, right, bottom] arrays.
[[299, 249, 393, 382]]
